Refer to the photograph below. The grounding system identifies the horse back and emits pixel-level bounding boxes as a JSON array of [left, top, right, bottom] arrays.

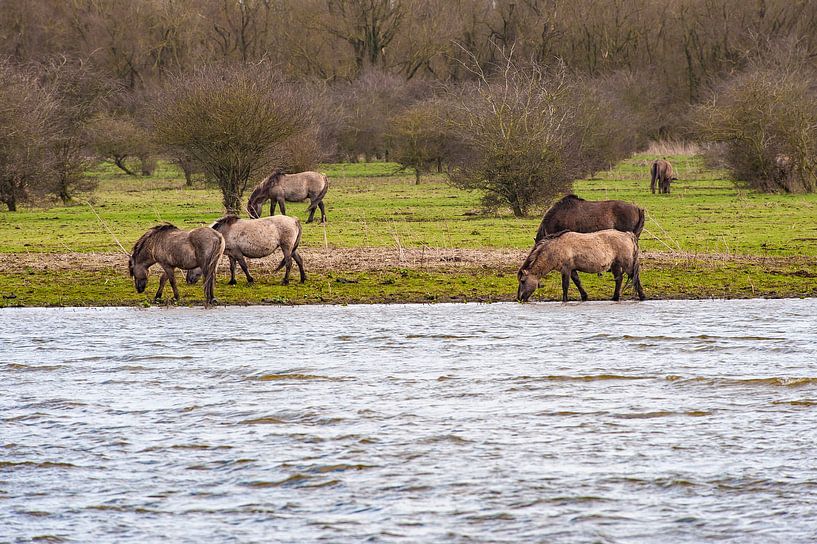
[[281, 171, 325, 201]]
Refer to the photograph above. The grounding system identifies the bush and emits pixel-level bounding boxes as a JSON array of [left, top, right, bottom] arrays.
[[0, 61, 58, 211], [387, 99, 450, 183], [151, 64, 314, 213], [443, 57, 634, 216], [86, 113, 152, 176], [693, 66, 817, 193]]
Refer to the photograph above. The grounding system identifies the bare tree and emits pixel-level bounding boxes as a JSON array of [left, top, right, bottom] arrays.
[[387, 99, 450, 183], [444, 52, 634, 216], [0, 61, 58, 211], [86, 113, 150, 176], [151, 64, 312, 213]]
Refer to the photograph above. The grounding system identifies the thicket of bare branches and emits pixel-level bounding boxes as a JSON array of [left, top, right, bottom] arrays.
[[443, 55, 635, 216], [693, 47, 817, 193], [151, 64, 314, 213], [0, 62, 58, 210]]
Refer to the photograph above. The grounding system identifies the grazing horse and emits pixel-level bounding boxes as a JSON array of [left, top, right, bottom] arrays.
[[186, 215, 306, 286], [247, 168, 330, 223], [650, 159, 676, 194], [534, 195, 645, 242], [128, 224, 225, 304], [517, 230, 646, 303]]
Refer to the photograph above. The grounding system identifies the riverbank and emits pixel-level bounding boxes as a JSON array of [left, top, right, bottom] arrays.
[[1, 248, 815, 307], [2, 154, 816, 307]]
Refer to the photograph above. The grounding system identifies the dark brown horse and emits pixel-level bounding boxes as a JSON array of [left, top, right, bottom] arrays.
[[128, 224, 225, 304], [517, 230, 646, 303], [186, 214, 305, 286], [534, 195, 645, 242], [650, 159, 676, 194], [247, 168, 330, 223]]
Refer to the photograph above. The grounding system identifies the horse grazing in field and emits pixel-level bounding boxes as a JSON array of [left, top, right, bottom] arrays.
[[186, 214, 305, 286], [650, 159, 676, 194], [534, 195, 645, 243], [517, 230, 646, 303], [247, 168, 330, 223], [128, 224, 225, 304]]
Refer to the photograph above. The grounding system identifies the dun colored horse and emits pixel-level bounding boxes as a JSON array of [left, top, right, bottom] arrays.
[[247, 168, 330, 223], [186, 215, 306, 286], [517, 229, 646, 303], [128, 224, 225, 304], [650, 159, 676, 194], [535, 195, 645, 242]]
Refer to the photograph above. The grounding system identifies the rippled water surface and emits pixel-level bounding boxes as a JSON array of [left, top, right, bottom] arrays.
[[3, 299, 817, 543]]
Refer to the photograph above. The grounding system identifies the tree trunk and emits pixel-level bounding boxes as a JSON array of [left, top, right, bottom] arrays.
[[511, 203, 524, 217], [414, 168, 420, 184], [114, 156, 137, 176], [5, 193, 16, 212], [221, 177, 243, 215]]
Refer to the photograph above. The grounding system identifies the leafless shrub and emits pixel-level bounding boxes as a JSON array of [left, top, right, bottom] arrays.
[[693, 63, 817, 192], [386, 99, 451, 183], [151, 64, 314, 213], [86, 113, 151, 176], [442, 53, 635, 216], [0, 60, 58, 211]]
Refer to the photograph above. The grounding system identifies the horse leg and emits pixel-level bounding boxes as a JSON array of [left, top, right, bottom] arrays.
[[293, 250, 306, 283], [227, 256, 237, 285], [318, 201, 326, 223], [154, 272, 167, 301], [236, 256, 253, 284], [632, 270, 646, 301], [278, 198, 286, 216], [561, 271, 570, 302], [306, 201, 316, 223], [571, 270, 588, 301], [269, 200, 276, 216], [281, 248, 293, 285], [611, 263, 623, 301], [164, 265, 180, 301]]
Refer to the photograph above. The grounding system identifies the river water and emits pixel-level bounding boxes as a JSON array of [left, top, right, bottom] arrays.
[[2, 300, 817, 543]]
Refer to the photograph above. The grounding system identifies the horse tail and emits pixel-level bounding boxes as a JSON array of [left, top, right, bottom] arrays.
[[650, 161, 657, 184], [307, 174, 330, 212], [633, 207, 646, 239], [274, 218, 301, 272], [628, 233, 642, 293], [203, 232, 225, 299]]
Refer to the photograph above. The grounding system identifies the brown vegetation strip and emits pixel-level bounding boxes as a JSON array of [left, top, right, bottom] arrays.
[[1, 249, 812, 275]]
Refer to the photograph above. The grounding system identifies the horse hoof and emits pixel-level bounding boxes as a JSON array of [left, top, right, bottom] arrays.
[[281, 279, 290, 286], [228, 280, 237, 286]]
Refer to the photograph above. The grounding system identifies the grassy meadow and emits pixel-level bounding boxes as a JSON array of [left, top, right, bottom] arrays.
[[1, 154, 817, 306]]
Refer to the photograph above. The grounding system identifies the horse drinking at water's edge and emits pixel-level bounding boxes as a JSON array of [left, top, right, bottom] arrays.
[[534, 195, 645, 243], [186, 214, 306, 286], [128, 224, 225, 304], [517, 230, 646, 302], [247, 168, 330, 223]]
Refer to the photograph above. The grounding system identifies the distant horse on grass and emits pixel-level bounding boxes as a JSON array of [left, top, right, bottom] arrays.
[[128, 224, 225, 304], [517, 229, 646, 303], [247, 168, 330, 223], [186, 215, 306, 286], [650, 159, 677, 194], [534, 195, 645, 242]]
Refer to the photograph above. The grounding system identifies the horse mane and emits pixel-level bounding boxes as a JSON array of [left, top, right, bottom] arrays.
[[520, 230, 569, 271], [265, 168, 286, 187], [131, 223, 179, 258], [211, 215, 241, 231]]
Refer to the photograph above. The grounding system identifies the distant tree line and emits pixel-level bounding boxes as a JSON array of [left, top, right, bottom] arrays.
[[1, 0, 816, 213]]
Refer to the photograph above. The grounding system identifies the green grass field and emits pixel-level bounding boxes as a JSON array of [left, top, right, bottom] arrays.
[[1, 154, 816, 306]]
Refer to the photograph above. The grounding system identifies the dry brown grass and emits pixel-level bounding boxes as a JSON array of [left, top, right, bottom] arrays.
[[643, 140, 700, 157]]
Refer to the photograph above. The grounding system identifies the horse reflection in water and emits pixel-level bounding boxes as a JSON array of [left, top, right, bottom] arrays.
[[517, 229, 646, 303]]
